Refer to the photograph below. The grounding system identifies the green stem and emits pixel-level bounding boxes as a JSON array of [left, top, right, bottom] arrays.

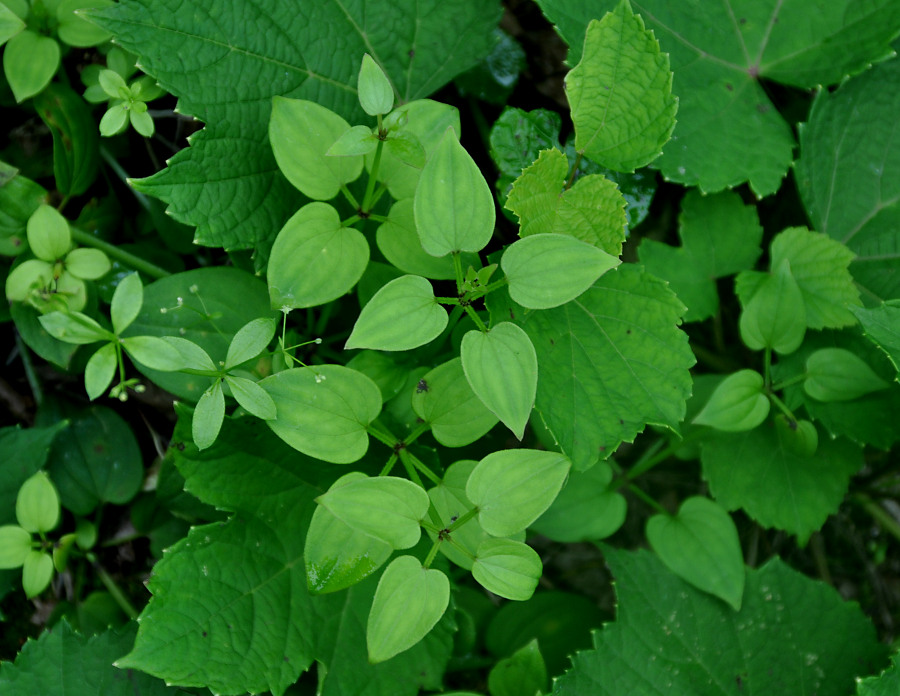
[[366, 419, 398, 448], [340, 183, 359, 209], [88, 554, 139, 620], [453, 252, 464, 295], [422, 539, 441, 569], [434, 296, 462, 305], [361, 139, 384, 212], [15, 332, 42, 407], [447, 506, 479, 533], [341, 214, 362, 227], [771, 373, 807, 392], [379, 453, 398, 477], [853, 494, 900, 544], [767, 390, 797, 423], [404, 422, 431, 447], [565, 152, 584, 190], [763, 346, 773, 390], [626, 483, 668, 515], [70, 227, 171, 280], [464, 305, 487, 332], [403, 450, 441, 485]]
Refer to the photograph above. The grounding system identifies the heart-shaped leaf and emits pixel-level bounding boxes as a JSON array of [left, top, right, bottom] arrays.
[[693, 369, 770, 432], [804, 348, 889, 402], [472, 538, 542, 601]]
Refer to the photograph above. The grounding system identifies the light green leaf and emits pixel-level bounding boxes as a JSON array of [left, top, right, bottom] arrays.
[[267, 203, 370, 311], [531, 463, 626, 542], [738, 259, 806, 355], [358, 53, 394, 116], [773, 415, 819, 458], [317, 475, 429, 550], [702, 423, 862, 544], [22, 550, 53, 598], [501, 233, 620, 310], [57, 0, 115, 47], [427, 460, 490, 570], [367, 556, 450, 663], [517, 265, 694, 470], [64, 248, 111, 280], [638, 189, 763, 322], [224, 375, 277, 420], [121, 335, 186, 371], [852, 302, 900, 377], [129, 107, 155, 138], [504, 148, 626, 257], [384, 130, 426, 168], [110, 272, 143, 334], [472, 538, 541, 602], [225, 317, 276, 370], [553, 547, 885, 696], [770, 227, 860, 329], [466, 449, 571, 537], [488, 639, 547, 696], [270, 97, 363, 200], [260, 365, 382, 464], [26, 204, 71, 261], [84, 343, 117, 400], [0, 525, 31, 569], [326, 124, 379, 157], [647, 496, 745, 610], [99, 103, 128, 136], [345, 350, 408, 402], [90, 0, 498, 261], [304, 473, 392, 594], [804, 348, 890, 402], [796, 46, 900, 301], [192, 380, 225, 450], [160, 336, 216, 372], [693, 369, 770, 432], [3, 30, 60, 102], [460, 323, 537, 439], [414, 129, 495, 257], [16, 471, 60, 534], [0, 4, 25, 46], [412, 358, 498, 447], [39, 311, 113, 345], [345, 275, 447, 351], [566, 1, 676, 171]]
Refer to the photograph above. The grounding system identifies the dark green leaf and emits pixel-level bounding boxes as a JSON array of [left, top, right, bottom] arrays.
[[33, 83, 99, 196]]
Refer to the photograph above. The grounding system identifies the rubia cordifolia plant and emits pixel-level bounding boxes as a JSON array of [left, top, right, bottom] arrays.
[[1, 0, 900, 694]]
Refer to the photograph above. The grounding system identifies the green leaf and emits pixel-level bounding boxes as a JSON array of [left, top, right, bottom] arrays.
[[487, 639, 547, 696], [16, 471, 60, 534], [796, 46, 900, 301], [0, 423, 68, 526], [26, 204, 71, 261], [269, 98, 363, 200], [99, 103, 128, 136], [738, 259, 806, 355], [460, 323, 537, 439], [553, 547, 886, 696], [638, 189, 763, 322], [504, 148, 626, 257], [472, 538, 542, 601], [490, 107, 562, 201], [56, 0, 115, 47], [326, 124, 379, 157], [647, 496, 745, 610], [852, 302, 900, 376], [160, 336, 216, 372], [770, 227, 860, 329], [565, 1, 676, 171], [857, 652, 900, 696], [0, 525, 31, 569], [120, 335, 185, 371], [0, 166, 47, 257], [701, 423, 862, 544], [192, 380, 225, 450], [345, 275, 448, 351], [428, 460, 494, 570], [267, 202, 369, 310], [39, 311, 112, 345], [3, 30, 60, 102], [413, 129, 495, 257], [22, 550, 53, 598], [89, 0, 498, 262], [63, 248, 111, 280], [109, 272, 143, 334], [412, 358, 499, 447], [804, 348, 890, 402], [531, 463, 626, 542], [34, 83, 100, 196], [260, 365, 382, 464], [517, 265, 694, 470], [317, 474, 429, 549], [225, 316, 276, 370], [367, 556, 450, 663], [358, 53, 394, 116], [501, 233, 620, 310], [0, 3, 25, 46], [304, 473, 392, 594], [84, 343, 117, 400], [773, 415, 819, 458], [466, 449, 571, 537], [345, 350, 408, 402], [693, 369, 770, 432], [224, 375, 277, 420], [384, 130, 426, 168]]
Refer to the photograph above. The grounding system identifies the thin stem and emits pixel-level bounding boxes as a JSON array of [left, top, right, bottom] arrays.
[[398, 449, 424, 487], [340, 183, 359, 209], [403, 450, 441, 485], [434, 296, 462, 305], [763, 346, 773, 389], [771, 373, 807, 392], [627, 483, 668, 515], [447, 506, 479, 533], [565, 152, 584, 190], [853, 493, 900, 544], [15, 332, 42, 407], [378, 453, 398, 477], [767, 390, 797, 423], [464, 305, 487, 332], [453, 252, 464, 295], [367, 419, 398, 448], [341, 214, 362, 227], [361, 139, 384, 212], [88, 553, 139, 620], [404, 422, 431, 447], [422, 540, 441, 568], [70, 227, 171, 279]]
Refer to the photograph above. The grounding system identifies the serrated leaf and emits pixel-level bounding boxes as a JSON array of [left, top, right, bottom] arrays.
[[84, 343, 117, 400], [770, 227, 860, 329], [89, 0, 499, 262], [531, 463, 626, 542], [553, 547, 886, 696], [268, 201, 370, 310], [367, 556, 450, 663], [472, 538, 542, 601], [539, 0, 900, 197], [345, 275, 448, 351], [857, 652, 900, 696], [225, 317, 276, 369], [414, 129, 495, 257], [192, 380, 224, 450], [701, 421, 862, 544], [638, 189, 763, 322], [693, 369, 770, 432], [852, 302, 900, 376], [412, 358, 498, 447], [647, 496, 745, 610], [738, 259, 806, 354], [224, 375, 277, 420], [565, 2, 676, 172], [501, 233, 620, 310], [517, 265, 694, 470], [466, 449, 571, 537], [317, 474, 429, 550], [109, 272, 142, 334], [504, 148, 626, 256], [460, 323, 537, 439], [804, 348, 890, 402], [260, 365, 382, 464]]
